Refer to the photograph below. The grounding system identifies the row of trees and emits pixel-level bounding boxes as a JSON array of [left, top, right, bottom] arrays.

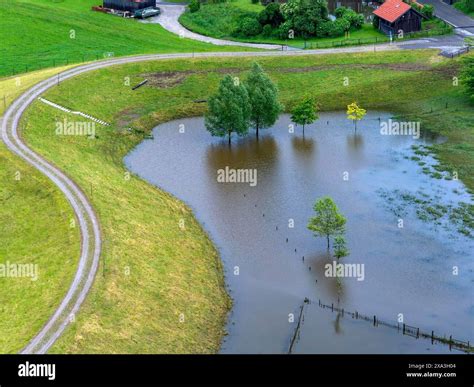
[[205, 63, 367, 144], [205, 62, 282, 144], [233, 0, 364, 39]]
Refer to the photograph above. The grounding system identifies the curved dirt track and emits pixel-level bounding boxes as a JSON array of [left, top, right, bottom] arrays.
[[2, 44, 454, 353]]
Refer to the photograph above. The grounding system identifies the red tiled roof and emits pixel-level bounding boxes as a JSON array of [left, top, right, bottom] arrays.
[[373, 0, 412, 23]]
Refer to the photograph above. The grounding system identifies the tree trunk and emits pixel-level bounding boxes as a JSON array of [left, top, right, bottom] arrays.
[[228, 131, 231, 146], [302, 124, 305, 136], [256, 122, 259, 140], [327, 235, 330, 250]]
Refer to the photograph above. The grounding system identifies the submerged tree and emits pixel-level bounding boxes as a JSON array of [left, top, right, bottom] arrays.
[[291, 96, 319, 135], [346, 102, 366, 130], [307, 196, 347, 250], [245, 62, 282, 139], [333, 235, 349, 260], [205, 75, 251, 146]]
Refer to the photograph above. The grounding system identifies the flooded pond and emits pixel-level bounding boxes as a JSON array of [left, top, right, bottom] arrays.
[[125, 112, 473, 354]]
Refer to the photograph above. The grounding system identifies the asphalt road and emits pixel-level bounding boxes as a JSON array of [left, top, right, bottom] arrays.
[[1, 41, 469, 353]]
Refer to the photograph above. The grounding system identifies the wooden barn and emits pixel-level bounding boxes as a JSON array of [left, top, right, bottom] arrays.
[[373, 0, 423, 35], [103, 0, 155, 11]]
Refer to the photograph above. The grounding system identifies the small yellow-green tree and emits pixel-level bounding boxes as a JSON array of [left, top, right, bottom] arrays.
[[346, 102, 366, 130]]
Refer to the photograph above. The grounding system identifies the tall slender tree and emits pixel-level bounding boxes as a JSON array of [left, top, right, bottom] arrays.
[[205, 75, 251, 146], [245, 62, 282, 139]]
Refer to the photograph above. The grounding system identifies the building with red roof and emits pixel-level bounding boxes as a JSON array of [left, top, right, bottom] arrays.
[[373, 0, 424, 35]]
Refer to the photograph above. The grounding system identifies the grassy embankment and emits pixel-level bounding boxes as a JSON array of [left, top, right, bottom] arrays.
[[454, 0, 474, 17], [179, 0, 450, 48], [0, 0, 254, 77], [5, 50, 473, 354], [0, 66, 81, 353]]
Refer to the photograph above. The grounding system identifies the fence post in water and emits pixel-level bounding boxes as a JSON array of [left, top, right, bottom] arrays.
[[449, 335, 452, 351], [417, 328, 419, 339], [331, 303, 334, 312], [431, 330, 434, 344], [373, 315, 376, 326], [403, 323, 406, 334], [355, 311, 358, 319]]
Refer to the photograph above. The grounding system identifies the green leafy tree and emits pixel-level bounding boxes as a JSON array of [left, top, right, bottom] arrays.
[[291, 96, 318, 134], [333, 235, 349, 260], [346, 101, 366, 130], [281, 0, 329, 38], [245, 62, 282, 139], [188, 0, 200, 13], [258, 3, 284, 27], [308, 197, 347, 250], [205, 75, 251, 145], [460, 55, 474, 102]]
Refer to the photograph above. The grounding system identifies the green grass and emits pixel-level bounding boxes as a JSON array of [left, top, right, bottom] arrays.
[[13, 50, 473, 354], [0, 0, 253, 77], [454, 0, 474, 17], [0, 68, 81, 353], [179, 0, 451, 48]]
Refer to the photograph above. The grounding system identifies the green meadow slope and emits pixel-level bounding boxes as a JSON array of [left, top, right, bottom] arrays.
[[0, 0, 250, 77]]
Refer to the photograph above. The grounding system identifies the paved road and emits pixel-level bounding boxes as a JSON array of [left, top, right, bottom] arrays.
[[418, 0, 474, 36], [143, 2, 288, 50], [2, 37, 470, 353]]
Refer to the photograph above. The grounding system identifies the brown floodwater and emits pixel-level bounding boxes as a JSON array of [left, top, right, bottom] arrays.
[[125, 112, 473, 354]]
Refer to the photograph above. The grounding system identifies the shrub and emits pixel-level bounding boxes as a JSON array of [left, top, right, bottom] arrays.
[[334, 6, 349, 18], [233, 16, 263, 37], [258, 3, 284, 27], [460, 55, 474, 102], [262, 24, 273, 36], [188, 0, 201, 13], [316, 21, 333, 36], [281, 0, 329, 37], [251, 0, 259, 4], [331, 17, 350, 36], [420, 4, 434, 19], [276, 20, 294, 39], [342, 10, 364, 29]]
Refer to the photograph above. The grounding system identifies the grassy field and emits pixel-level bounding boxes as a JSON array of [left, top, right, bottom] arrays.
[[0, 67, 81, 353], [3, 50, 473, 354], [179, 0, 450, 48], [0, 0, 252, 77]]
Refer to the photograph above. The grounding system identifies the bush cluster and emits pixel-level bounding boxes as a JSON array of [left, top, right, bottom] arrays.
[[232, 0, 364, 39]]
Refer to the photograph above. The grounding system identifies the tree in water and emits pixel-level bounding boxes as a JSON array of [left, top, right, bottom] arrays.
[[291, 96, 318, 135], [333, 235, 349, 260], [307, 196, 346, 250], [346, 102, 366, 131], [245, 62, 282, 139], [205, 75, 251, 146]]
